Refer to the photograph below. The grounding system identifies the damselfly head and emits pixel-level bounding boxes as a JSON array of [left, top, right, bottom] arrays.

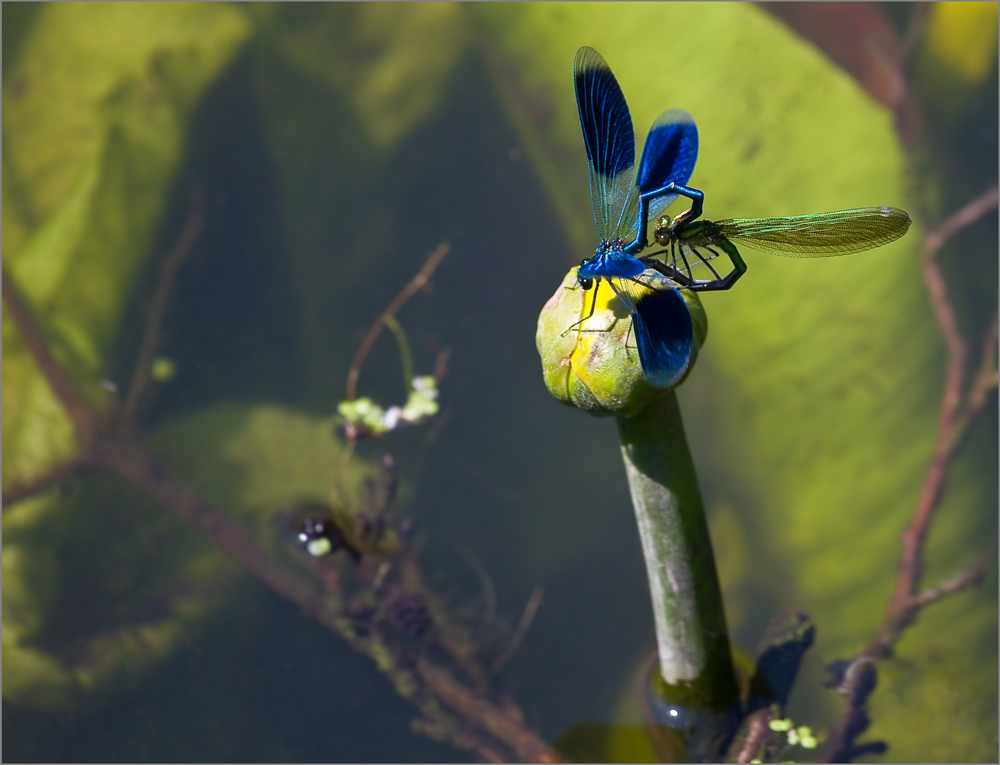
[[655, 212, 689, 246], [654, 217, 673, 246]]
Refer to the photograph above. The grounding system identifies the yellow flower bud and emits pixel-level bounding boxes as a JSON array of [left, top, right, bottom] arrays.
[[536, 267, 707, 418]]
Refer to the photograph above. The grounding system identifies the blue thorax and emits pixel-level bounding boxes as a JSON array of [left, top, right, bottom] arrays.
[[578, 239, 645, 281]]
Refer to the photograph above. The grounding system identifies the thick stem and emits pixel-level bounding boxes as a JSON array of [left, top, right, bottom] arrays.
[[617, 392, 739, 714]]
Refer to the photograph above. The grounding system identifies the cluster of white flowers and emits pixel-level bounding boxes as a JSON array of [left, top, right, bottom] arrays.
[[338, 376, 439, 438]]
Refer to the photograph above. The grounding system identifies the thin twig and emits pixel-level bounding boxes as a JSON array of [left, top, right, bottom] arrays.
[[89, 433, 549, 762], [380, 314, 415, 391], [2, 268, 99, 445], [736, 708, 775, 764], [395, 552, 491, 692], [410, 717, 509, 763], [1, 457, 91, 508], [492, 586, 544, 673], [909, 562, 985, 609], [433, 347, 452, 383], [951, 310, 1000, 451], [5, 242, 556, 763], [458, 544, 498, 627], [884, 187, 999, 635], [3, 260, 556, 762], [823, 187, 998, 762], [822, 660, 879, 763], [119, 190, 205, 435], [417, 658, 556, 763], [345, 241, 450, 401], [886, 255, 965, 617], [921, 186, 999, 258]]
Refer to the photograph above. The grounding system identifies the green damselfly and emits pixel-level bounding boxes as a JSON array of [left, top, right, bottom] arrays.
[[643, 206, 912, 291]]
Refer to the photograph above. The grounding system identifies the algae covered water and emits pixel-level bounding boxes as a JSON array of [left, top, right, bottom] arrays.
[[3, 4, 996, 762]]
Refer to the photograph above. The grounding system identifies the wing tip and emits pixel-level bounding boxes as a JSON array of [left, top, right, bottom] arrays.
[[633, 285, 694, 389]]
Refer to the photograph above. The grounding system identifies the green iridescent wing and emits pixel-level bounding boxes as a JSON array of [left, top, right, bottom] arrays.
[[715, 206, 911, 258]]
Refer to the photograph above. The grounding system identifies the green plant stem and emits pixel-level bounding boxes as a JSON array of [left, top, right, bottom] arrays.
[[617, 391, 739, 719], [381, 314, 414, 392]]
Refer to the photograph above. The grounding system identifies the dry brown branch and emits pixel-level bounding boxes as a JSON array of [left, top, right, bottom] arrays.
[[1, 457, 91, 509], [3, 245, 557, 763], [756, 2, 927, 145], [908, 562, 985, 609], [823, 186, 999, 762], [410, 717, 508, 763], [921, 187, 999, 257], [2, 269, 100, 445], [417, 658, 557, 763], [736, 708, 775, 764], [823, 660, 881, 763], [882, 186, 998, 642], [952, 310, 1000, 451], [757, 3, 906, 111], [345, 241, 451, 402]]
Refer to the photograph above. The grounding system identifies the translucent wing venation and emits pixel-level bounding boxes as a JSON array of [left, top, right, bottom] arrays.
[[718, 206, 911, 258], [574, 46, 637, 242], [637, 109, 699, 223], [609, 274, 653, 315]]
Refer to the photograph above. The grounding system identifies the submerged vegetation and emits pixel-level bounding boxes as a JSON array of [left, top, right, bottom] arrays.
[[3, 3, 997, 762]]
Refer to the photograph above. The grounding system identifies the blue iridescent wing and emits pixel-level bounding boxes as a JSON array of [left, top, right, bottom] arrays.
[[612, 275, 693, 388], [574, 47, 639, 242], [636, 109, 698, 222]]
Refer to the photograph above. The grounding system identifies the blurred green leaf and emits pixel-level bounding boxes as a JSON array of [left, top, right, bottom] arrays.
[[1, 5, 993, 760], [3, 1, 251, 709], [146, 403, 380, 526], [248, 3, 470, 407], [2, 2, 251, 490], [253, 3, 470, 151], [2, 470, 237, 710], [2, 401, 377, 709]]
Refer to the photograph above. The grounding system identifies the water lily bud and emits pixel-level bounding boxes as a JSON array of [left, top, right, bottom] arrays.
[[536, 268, 707, 418]]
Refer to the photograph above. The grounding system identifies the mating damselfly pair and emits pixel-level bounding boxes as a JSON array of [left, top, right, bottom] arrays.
[[569, 46, 911, 388]]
